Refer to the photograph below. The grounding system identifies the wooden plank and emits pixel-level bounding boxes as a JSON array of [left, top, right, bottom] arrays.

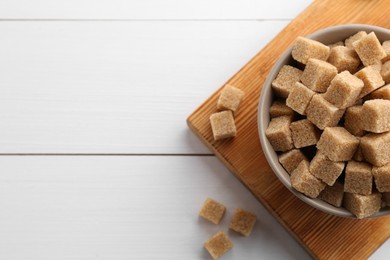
[[0, 21, 289, 154], [0, 155, 311, 260], [0, 0, 312, 20], [187, 0, 390, 259]]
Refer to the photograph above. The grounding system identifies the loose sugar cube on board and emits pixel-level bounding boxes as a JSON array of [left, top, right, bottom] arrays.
[[327, 46, 360, 73], [367, 84, 390, 100], [306, 94, 345, 130], [318, 181, 344, 207], [352, 32, 386, 66], [345, 31, 367, 49], [199, 198, 226, 224], [269, 99, 295, 118], [383, 192, 390, 207], [217, 85, 244, 113], [355, 66, 385, 98], [279, 149, 308, 174], [210, 111, 236, 141], [353, 139, 365, 162], [323, 71, 364, 109], [290, 119, 320, 148], [344, 161, 373, 195], [362, 99, 390, 133], [328, 41, 344, 49], [344, 106, 365, 137], [286, 82, 315, 115], [301, 58, 337, 92], [309, 151, 345, 186], [381, 60, 390, 84], [361, 132, 390, 167], [373, 163, 390, 192], [265, 116, 293, 152], [271, 65, 302, 98], [229, 208, 257, 237], [292, 37, 330, 64], [204, 231, 233, 260], [291, 160, 326, 198], [382, 40, 390, 62], [317, 127, 359, 162], [344, 192, 382, 219]]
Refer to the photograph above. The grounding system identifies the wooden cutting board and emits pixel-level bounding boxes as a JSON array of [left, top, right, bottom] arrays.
[[187, 0, 390, 259]]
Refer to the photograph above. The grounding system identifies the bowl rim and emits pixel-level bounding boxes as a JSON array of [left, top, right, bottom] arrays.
[[258, 24, 390, 218]]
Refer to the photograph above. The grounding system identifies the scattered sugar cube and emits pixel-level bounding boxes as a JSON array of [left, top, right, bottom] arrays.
[[309, 151, 345, 186], [270, 99, 295, 118], [360, 132, 390, 167], [355, 66, 385, 98], [344, 106, 365, 137], [301, 58, 337, 92], [362, 99, 390, 133], [328, 41, 344, 49], [292, 37, 330, 64], [204, 231, 233, 260], [265, 116, 293, 152], [327, 46, 360, 73], [199, 198, 226, 224], [345, 31, 367, 49], [306, 94, 345, 130], [279, 149, 308, 174], [383, 192, 390, 207], [344, 161, 373, 195], [291, 160, 326, 198], [344, 192, 382, 219], [381, 60, 390, 84], [210, 111, 236, 141], [290, 119, 320, 148], [373, 163, 390, 192], [271, 65, 303, 98], [229, 208, 257, 237], [286, 82, 315, 115], [317, 127, 359, 162], [367, 84, 390, 100], [353, 140, 365, 162], [318, 181, 344, 207], [217, 85, 244, 113], [323, 71, 364, 109], [382, 40, 390, 63], [352, 32, 386, 66]]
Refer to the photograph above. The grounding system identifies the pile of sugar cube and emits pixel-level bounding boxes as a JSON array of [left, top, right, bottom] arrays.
[[266, 31, 390, 218]]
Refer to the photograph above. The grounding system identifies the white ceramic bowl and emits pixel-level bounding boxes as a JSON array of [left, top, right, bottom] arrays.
[[258, 24, 390, 218]]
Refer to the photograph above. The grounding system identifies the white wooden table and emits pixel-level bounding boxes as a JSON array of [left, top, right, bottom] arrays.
[[0, 1, 388, 259]]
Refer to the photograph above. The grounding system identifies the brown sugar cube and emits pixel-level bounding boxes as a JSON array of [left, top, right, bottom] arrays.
[[301, 58, 337, 93], [355, 66, 385, 98], [352, 32, 386, 66], [269, 99, 294, 118], [291, 160, 326, 198], [292, 37, 330, 64], [353, 140, 365, 162], [382, 40, 390, 63], [367, 84, 390, 100], [361, 132, 390, 167], [344, 192, 382, 218], [345, 31, 367, 49], [286, 82, 315, 115], [383, 192, 390, 206], [199, 198, 226, 224], [318, 181, 344, 207], [306, 94, 345, 130], [344, 106, 365, 137], [271, 65, 303, 98], [323, 71, 364, 109], [229, 208, 257, 237], [362, 99, 390, 133], [317, 127, 359, 161], [344, 161, 373, 195], [210, 111, 236, 141], [204, 231, 233, 260], [279, 149, 308, 174], [309, 151, 345, 186], [327, 46, 360, 73], [290, 119, 320, 148], [265, 116, 293, 152], [217, 85, 244, 113], [373, 163, 390, 192], [381, 60, 390, 84], [328, 41, 344, 49]]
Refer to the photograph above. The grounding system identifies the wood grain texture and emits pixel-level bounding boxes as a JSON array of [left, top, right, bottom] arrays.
[[187, 0, 390, 259]]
